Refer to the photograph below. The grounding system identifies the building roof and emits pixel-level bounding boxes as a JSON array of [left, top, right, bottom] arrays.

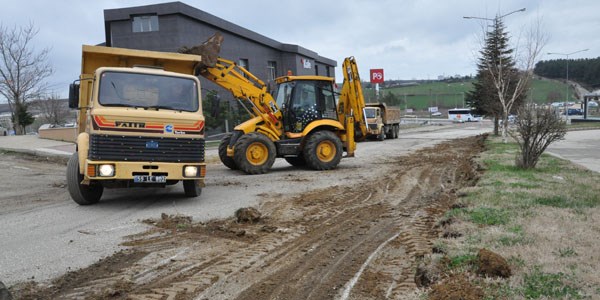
[[104, 1, 336, 66]]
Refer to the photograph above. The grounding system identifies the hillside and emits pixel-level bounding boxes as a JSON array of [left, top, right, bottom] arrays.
[[364, 77, 575, 111]]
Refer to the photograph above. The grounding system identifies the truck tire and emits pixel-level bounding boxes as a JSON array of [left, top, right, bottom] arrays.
[[285, 155, 306, 167], [218, 133, 238, 170], [183, 180, 202, 197], [378, 129, 385, 141], [303, 131, 342, 170], [393, 125, 399, 139], [233, 132, 276, 174], [67, 153, 103, 205], [386, 125, 394, 139]]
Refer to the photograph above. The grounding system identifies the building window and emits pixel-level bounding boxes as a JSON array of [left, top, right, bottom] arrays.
[[267, 61, 277, 81], [238, 59, 249, 78], [132, 15, 159, 33], [315, 65, 319, 76]]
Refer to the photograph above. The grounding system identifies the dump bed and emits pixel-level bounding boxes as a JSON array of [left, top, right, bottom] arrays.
[[365, 103, 401, 124]]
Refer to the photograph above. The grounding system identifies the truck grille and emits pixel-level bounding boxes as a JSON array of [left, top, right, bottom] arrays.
[[368, 124, 378, 130], [89, 134, 205, 162]]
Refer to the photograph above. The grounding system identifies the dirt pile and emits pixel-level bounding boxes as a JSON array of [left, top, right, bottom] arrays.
[[429, 274, 484, 300], [235, 207, 262, 223], [477, 248, 512, 278]]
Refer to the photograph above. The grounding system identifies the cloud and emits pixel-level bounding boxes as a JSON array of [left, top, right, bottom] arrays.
[[1, 0, 599, 99]]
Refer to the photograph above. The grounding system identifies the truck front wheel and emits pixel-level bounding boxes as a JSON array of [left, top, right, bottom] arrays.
[[183, 180, 202, 197], [303, 131, 342, 170], [67, 153, 103, 205], [233, 132, 276, 174], [378, 129, 386, 141]]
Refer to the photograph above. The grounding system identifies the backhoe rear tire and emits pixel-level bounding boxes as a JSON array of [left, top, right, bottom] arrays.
[[67, 153, 103, 205], [233, 132, 276, 174], [303, 131, 342, 170], [219, 133, 238, 170]]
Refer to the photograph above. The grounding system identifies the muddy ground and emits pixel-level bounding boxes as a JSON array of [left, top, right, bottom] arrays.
[[9, 134, 486, 300]]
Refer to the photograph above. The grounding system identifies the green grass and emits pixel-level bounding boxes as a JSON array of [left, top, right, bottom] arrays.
[[523, 267, 582, 299], [435, 136, 600, 298], [447, 253, 477, 270]]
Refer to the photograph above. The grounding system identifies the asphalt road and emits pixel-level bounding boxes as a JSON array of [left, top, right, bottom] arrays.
[[1, 123, 492, 286], [547, 129, 600, 173]]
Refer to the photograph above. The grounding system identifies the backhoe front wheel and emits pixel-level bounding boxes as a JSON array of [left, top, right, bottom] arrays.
[[67, 153, 103, 205], [233, 132, 276, 174], [303, 131, 343, 170]]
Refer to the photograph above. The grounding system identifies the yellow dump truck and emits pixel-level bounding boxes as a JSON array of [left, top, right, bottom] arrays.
[[364, 103, 401, 140], [66, 45, 206, 205]]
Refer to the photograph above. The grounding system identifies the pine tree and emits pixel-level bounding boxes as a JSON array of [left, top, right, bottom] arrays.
[[466, 18, 526, 135]]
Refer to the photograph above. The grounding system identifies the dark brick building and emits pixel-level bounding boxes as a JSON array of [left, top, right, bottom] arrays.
[[103, 1, 337, 86]]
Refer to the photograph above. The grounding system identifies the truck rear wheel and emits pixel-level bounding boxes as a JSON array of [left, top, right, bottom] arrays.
[[234, 132, 276, 174], [183, 180, 202, 197], [303, 131, 342, 170], [219, 133, 237, 170], [67, 153, 103, 205]]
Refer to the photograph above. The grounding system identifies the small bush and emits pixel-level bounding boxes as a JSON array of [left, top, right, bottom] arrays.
[[510, 105, 567, 169]]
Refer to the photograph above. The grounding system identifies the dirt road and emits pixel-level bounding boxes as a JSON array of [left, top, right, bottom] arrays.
[[2, 124, 490, 299]]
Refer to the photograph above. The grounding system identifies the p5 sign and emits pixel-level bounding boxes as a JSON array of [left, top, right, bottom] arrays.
[[370, 69, 384, 84]]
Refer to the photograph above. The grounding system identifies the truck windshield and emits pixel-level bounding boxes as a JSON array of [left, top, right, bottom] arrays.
[[364, 108, 377, 118], [98, 71, 199, 112]]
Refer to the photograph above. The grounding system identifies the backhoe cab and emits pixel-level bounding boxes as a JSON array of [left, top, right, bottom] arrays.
[[184, 33, 367, 175]]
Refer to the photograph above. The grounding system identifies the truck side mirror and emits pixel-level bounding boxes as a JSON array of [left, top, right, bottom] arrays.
[[69, 83, 80, 108]]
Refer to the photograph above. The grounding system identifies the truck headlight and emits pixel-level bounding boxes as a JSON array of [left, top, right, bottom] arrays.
[[183, 166, 198, 177], [98, 164, 115, 177]]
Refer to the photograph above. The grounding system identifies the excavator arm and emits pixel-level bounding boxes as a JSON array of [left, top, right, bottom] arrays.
[[338, 57, 368, 142], [199, 57, 283, 140], [179, 32, 282, 141]]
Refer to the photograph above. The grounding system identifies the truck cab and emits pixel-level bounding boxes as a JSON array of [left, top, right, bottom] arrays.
[[67, 45, 206, 205]]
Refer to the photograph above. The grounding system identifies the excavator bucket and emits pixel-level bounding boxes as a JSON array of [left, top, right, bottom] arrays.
[[179, 32, 224, 72]]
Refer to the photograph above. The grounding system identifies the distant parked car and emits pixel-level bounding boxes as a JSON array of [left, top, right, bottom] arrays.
[[588, 101, 598, 107], [564, 108, 583, 116], [431, 111, 442, 117]]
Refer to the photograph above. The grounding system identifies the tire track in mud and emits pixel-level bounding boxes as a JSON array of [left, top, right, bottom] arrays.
[[12, 135, 486, 300]]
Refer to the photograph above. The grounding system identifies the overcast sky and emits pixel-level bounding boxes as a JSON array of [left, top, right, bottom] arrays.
[[1, 0, 599, 99]]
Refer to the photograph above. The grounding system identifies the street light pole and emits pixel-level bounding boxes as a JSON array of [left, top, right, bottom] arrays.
[[547, 49, 589, 123], [463, 8, 526, 21]]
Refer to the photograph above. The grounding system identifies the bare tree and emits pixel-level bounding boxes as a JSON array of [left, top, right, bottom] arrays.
[[0, 22, 53, 135], [510, 104, 566, 169], [482, 17, 548, 142], [33, 94, 70, 125]]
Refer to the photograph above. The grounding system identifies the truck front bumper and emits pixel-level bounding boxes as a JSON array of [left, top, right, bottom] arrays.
[[83, 160, 206, 186]]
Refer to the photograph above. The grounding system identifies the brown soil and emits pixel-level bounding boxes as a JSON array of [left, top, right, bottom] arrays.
[[10, 135, 487, 299], [477, 248, 512, 278], [428, 274, 484, 300]]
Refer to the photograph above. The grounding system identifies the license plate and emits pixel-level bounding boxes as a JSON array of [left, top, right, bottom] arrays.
[[133, 175, 167, 183]]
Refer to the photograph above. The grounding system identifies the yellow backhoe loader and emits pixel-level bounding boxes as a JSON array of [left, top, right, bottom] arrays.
[[182, 33, 367, 174]]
